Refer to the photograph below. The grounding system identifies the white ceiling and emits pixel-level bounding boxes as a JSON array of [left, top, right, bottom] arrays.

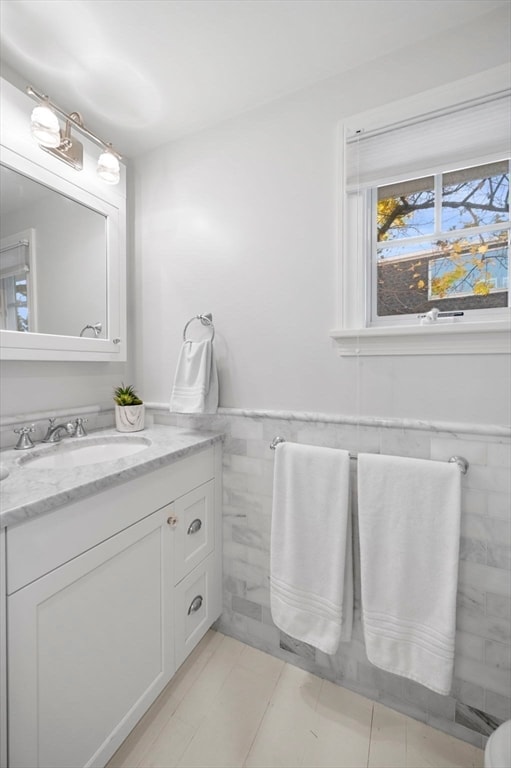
[[0, 0, 507, 158]]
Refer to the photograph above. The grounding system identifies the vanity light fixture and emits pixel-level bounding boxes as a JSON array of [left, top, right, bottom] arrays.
[[30, 99, 60, 148], [26, 86, 122, 183], [97, 145, 120, 185]]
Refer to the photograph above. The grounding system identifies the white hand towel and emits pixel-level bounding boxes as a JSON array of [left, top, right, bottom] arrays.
[[357, 453, 461, 695], [170, 339, 219, 414], [270, 442, 353, 655]]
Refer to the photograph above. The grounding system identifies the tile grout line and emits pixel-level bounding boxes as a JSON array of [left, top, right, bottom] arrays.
[[169, 636, 238, 768], [177, 637, 271, 768], [134, 635, 225, 768], [366, 702, 375, 768], [242, 660, 287, 768], [133, 677, 202, 767], [132, 700, 180, 767], [308, 667, 325, 765], [405, 713, 409, 766]]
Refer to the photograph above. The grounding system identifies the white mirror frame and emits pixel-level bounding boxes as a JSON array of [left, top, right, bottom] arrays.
[[0, 77, 126, 362]]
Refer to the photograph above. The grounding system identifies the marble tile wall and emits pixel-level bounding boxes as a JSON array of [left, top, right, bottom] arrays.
[[153, 407, 511, 749]]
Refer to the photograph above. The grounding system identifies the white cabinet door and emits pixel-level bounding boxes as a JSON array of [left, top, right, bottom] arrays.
[[8, 508, 174, 768]]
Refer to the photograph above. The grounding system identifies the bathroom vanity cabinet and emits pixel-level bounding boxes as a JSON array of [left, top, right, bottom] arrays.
[[1, 442, 222, 768]]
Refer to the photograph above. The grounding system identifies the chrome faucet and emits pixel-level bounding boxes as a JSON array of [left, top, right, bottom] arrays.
[[73, 417, 88, 437], [42, 417, 88, 442], [13, 424, 36, 450], [42, 418, 77, 443]]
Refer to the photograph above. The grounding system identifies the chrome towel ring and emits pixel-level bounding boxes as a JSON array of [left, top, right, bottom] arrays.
[[183, 313, 215, 342]]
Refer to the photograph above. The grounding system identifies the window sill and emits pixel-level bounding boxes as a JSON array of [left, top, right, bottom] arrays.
[[329, 320, 511, 356]]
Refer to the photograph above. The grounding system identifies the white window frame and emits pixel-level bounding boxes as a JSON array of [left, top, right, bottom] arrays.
[[331, 72, 511, 357], [0, 228, 37, 333]]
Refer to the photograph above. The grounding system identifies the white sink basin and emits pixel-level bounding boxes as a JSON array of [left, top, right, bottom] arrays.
[[0, 465, 8, 481], [19, 436, 151, 469]]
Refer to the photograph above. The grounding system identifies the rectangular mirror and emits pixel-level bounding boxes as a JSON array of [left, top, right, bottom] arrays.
[[1, 165, 108, 338], [0, 77, 126, 361]]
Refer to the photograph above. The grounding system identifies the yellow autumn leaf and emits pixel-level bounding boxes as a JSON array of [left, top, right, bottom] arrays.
[[478, 244, 488, 254], [473, 281, 491, 296], [417, 279, 425, 289], [431, 278, 446, 298]]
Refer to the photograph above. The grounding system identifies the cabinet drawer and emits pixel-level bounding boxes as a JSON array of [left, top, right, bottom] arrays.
[[173, 480, 215, 584], [174, 554, 221, 669]]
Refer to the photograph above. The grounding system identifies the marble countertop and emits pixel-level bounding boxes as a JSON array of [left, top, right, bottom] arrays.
[[0, 425, 223, 528]]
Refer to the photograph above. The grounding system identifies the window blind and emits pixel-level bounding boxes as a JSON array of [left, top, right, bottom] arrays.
[[345, 91, 511, 191], [0, 240, 30, 279]]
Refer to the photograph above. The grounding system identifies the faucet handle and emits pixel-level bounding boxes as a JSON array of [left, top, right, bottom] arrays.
[[74, 417, 88, 437], [42, 417, 56, 441], [13, 424, 36, 450]]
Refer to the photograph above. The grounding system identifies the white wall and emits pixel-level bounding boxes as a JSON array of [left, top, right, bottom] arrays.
[[133, 8, 511, 426]]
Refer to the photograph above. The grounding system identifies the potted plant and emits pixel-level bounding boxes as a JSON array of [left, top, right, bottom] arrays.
[[113, 383, 145, 432]]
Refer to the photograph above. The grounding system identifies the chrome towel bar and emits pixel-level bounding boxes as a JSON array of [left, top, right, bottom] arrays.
[[269, 436, 469, 474]]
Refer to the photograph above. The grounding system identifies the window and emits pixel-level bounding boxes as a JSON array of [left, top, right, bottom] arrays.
[[0, 272, 29, 332], [0, 230, 36, 332], [332, 86, 511, 356], [374, 161, 509, 321]]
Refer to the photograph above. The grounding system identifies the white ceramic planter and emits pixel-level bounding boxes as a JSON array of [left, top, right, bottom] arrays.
[[115, 404, 145, 432]]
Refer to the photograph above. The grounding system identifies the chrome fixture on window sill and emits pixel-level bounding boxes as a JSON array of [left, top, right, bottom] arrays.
[[26, 86, 121, 184], [80, 322, 103, 338], [419, 308, 465, 325]]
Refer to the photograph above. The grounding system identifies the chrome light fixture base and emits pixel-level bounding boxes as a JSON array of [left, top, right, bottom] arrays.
[[42, 136, 84, 171], [40, 112, 84, 171]]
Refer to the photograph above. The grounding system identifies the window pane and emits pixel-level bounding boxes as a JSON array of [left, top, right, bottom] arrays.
[[376, 230, 508, 317], [15, 276, 28, 332], [442, 160, 509, 231], [376, 248, 432, 316], [377, 176, 434, 242], [429, 231, 508, 301]]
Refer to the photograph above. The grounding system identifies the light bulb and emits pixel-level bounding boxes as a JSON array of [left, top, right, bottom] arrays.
[[30, 103, 60, 148], [97, 149, 120, 184]]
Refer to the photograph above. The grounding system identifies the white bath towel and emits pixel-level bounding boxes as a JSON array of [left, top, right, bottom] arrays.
[[170, 339, 219, 414], [270, 442, 353, 655], [357, 453, 461, 695]]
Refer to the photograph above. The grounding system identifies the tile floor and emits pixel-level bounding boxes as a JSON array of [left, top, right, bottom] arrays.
[[107, 630, 484, 768]]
